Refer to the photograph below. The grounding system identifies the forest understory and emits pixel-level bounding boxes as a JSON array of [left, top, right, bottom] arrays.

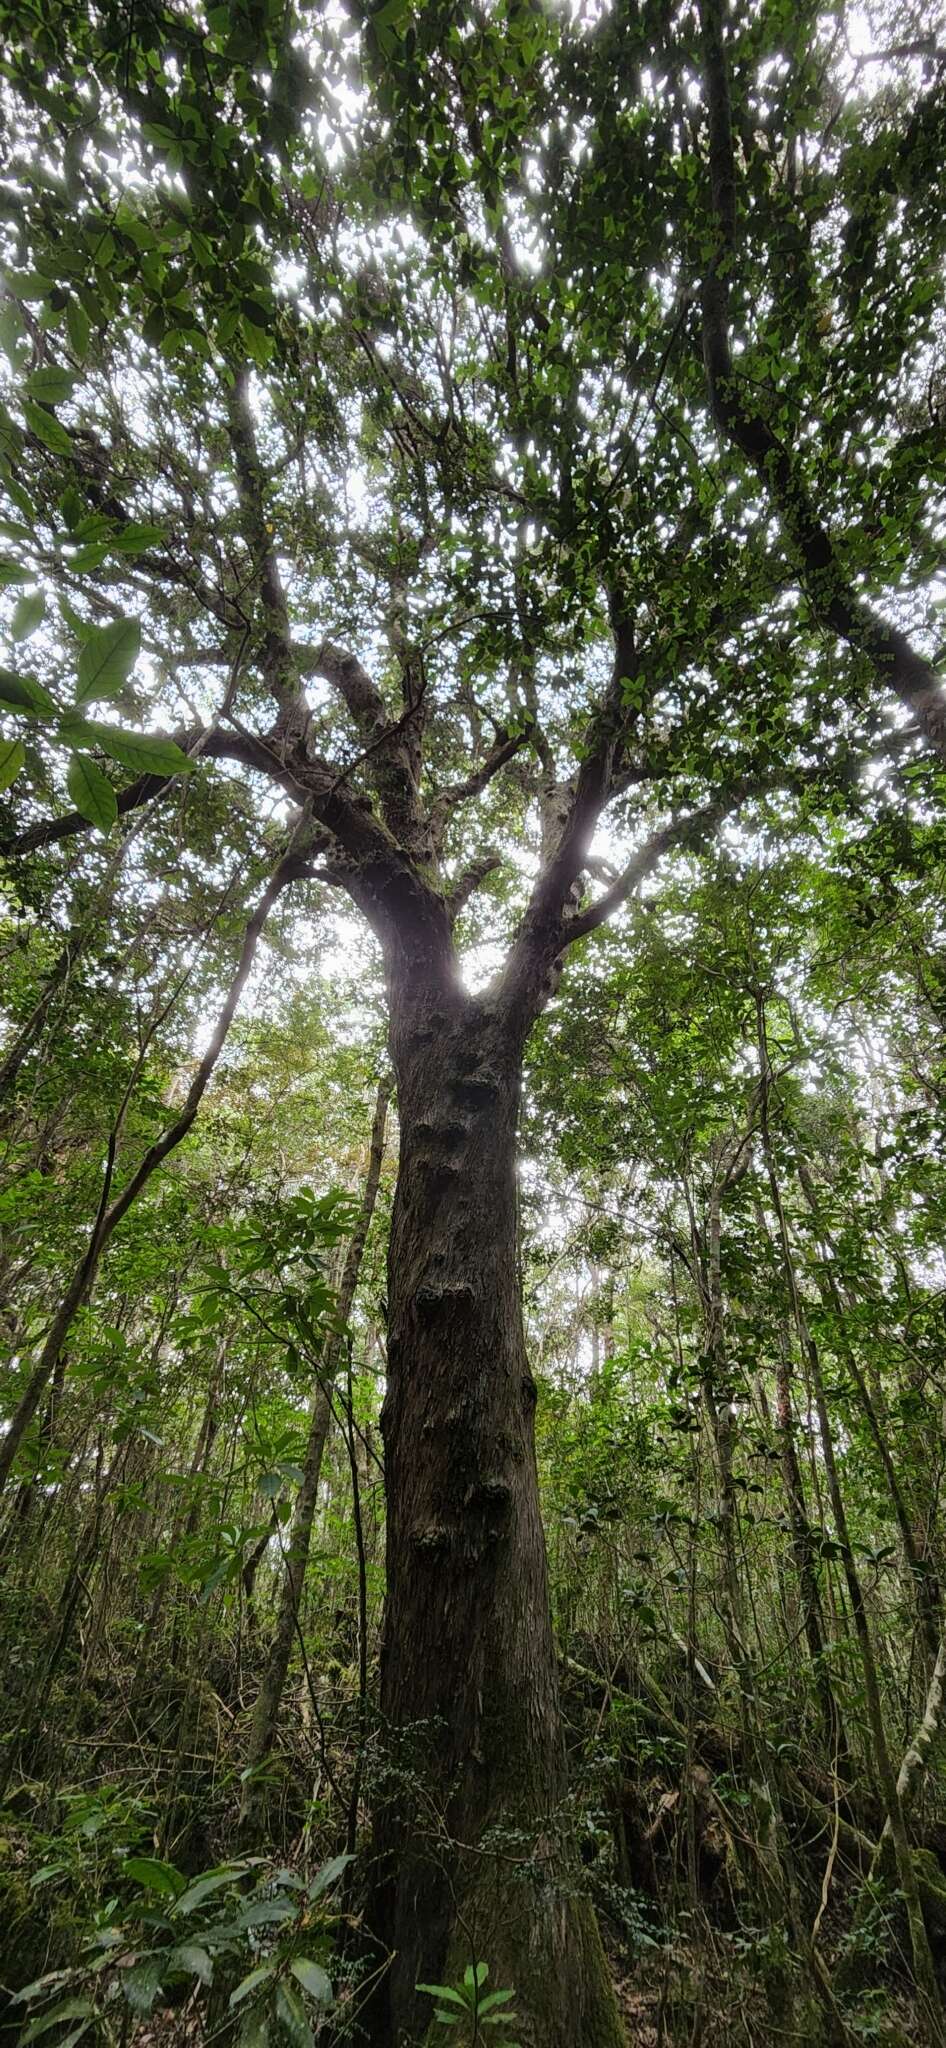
[[2, 0, 946, 2040]]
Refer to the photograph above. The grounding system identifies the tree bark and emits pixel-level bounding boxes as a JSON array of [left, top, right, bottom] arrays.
[[369, 982, 624, 2047]]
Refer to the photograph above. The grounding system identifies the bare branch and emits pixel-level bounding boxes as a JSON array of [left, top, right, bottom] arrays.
[[444, 850, 502, 925], [558, 797, 738, 948], [429, 726, 535, 842]]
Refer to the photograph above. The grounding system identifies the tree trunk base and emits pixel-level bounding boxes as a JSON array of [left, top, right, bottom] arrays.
[[372, 1843, 627, 2048]]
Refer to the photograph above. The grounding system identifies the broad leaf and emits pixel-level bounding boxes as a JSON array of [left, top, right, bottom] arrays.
[[237, 2018, 270, 2048], [289, 1958, 332, 2004], [417, 1983, 467, 2007], [26, 367, 78, 405], [124, 1855, 185, 1898], [307, 1851, 353, 1900], [0, 668, 56, 716], [11, 590, 46, 641], [23, 401, 73, 456], [479, 1988, 517, 2013], [66, 752, 117, 832], [229, 1965, 275, 2008], [122, 1959, 163, 2015], [76, 616, 140, 705], [172, 1864, 248, 1915], [274, 1981, 314, 2048], [21, 2000, 95, 2042], [172, 1942, 213, 1984], [93, 725, 193, 778], [109, 523, 169, 555], [66, 299, 90, 360], [0, 737, 25, 792]]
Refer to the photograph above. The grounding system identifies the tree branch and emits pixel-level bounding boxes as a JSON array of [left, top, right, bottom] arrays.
[[697, 0, 946, 763], [226, 364, 301, 718], [429, 725, 534, 842], [557, 793, 743, 949], [444, 850, 502, 925]]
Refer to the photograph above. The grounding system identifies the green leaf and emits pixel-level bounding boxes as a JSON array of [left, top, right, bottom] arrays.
[[67, 544, 110, 573], [172, 1864, 248, 1915], [289, 1958, 332, 2004], [109, 523, 168, 555], [93, 726, 194, 777], [307, 1851, 353, 1900], [124, 1855, 185, 1898], [26, 367, 78, 405], [21, 1999, 95, 2042], [0, 737, 25, 792], [52, 2026, 93, 2048], [172, 1942, 213, 1984], [0, 556, 30, 586], [0, 668, 56, 716], [57, 713, 108, 748], [229, 1965, 275, 2008], [0, 300, 25, 362], [76, 616, 140, 704], [66, 751, 117, 831], [237, 2016, 270, 2048], [8, 272, 52, 301], [66, 299, 90, 359], [233, 1898, 296, 1930], [23, 401, 74, 456], [122, 1959, 163, 2014], [274, 1981, 314, 2048], [11, 1971, 75, 2005], [371, 0, 411, 52], [58, 495, 84, 538], [417, 1983, 467, 2007], [11, 589, 46, 641]]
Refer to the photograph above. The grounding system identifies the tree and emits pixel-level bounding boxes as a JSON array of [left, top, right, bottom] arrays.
[[1, 0, 944, 2039]]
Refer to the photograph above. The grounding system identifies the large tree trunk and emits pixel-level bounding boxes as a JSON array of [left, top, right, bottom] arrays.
[[370, 984, 624, 2046]]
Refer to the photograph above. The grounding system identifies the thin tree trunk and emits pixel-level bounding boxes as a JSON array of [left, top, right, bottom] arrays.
[[0, 849, 299, 1496], [240, 1076, 390, 1832], [131, 1348, 226, 1705], [691, 1183, 747, 1671], [756, 1006, 943, 2029], [795, 1156, 943, 1664], [771, 1319, 846, 1766], [750, 1074, 845, 1761]]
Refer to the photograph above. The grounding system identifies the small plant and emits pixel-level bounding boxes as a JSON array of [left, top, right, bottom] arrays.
[[12, 1847, 352, 2044], [416, 1961, 520, 2045]]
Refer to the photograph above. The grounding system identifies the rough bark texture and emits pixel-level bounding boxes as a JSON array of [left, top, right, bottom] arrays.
[[368, 980, 625, 2047]]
